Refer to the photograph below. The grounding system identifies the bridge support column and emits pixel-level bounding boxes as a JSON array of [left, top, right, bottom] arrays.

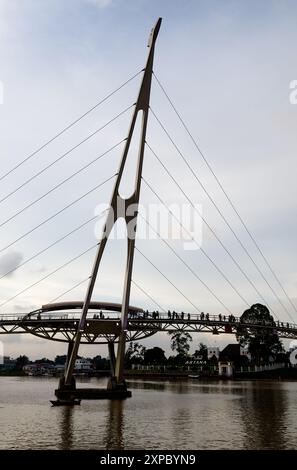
[[54, 18, 161, 401], [108, 332, 127, 391], [66, 341, 74, 370], [108, 341, 116, 377], [57, 341, 76, 393]]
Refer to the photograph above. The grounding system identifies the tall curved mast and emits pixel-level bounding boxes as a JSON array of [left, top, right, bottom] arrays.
[[64, 18, 162, 389]]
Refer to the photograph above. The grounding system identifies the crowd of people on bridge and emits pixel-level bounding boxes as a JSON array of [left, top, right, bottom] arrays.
[[20, 310, 295, 331]]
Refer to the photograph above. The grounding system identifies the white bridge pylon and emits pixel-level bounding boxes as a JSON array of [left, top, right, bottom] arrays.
[[63, 18, 162, 390]]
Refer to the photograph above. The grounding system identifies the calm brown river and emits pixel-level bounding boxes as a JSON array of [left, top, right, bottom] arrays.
[[0, 376, 297, 449]]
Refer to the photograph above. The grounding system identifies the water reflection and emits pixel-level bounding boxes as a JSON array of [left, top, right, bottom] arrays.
[[103, 400, 124, 449], [1, 377, 296, 449], [238, 382, 288, 449], [127, 379, 192, 393], [59, 406, 74, 450]]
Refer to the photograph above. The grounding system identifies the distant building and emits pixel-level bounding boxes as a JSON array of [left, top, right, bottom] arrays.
[[74, 358, 93, 372], [218, 360, 234, 378], [240, 346, 251, 361], [207, 347, 220, 360], [0, 356, 16, 370], [23, 363, 55, 376], [53, 357, 94, 374], [219, 344, 251, 365], [218, 343, 251, 376]]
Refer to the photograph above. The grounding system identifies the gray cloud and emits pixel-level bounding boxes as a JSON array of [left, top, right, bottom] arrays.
[[0, 252, 24, 278]]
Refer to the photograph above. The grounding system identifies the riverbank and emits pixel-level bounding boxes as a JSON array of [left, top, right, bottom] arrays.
[[2, 368, 297, 380], [125, 367, 297, 380], [0, 370, 25, 376]]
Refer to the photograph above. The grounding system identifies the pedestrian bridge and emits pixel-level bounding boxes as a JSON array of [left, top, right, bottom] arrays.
[[1, 301, 296, 344]]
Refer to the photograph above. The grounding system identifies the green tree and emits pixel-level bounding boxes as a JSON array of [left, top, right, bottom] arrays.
[[35, 357, 54, 364], [143, 347, 167, 365], [167, 353, 188, 367], [124, 342, 146, 368], [168, 331, 192, 357], [92, 355, 110, 370], [54, 355, 67, 365], [15, 355, 29, 370], [236, 303, 284, 365], [194, 342, 208, 360]]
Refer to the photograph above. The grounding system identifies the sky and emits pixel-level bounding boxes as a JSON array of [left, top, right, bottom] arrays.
[[0, 0, 297, 359]]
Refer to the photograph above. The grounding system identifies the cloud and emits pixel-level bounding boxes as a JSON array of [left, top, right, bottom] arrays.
[[1, 0, 297, 359], [0, 252, 24, 278], [83, 0, 113, 8]]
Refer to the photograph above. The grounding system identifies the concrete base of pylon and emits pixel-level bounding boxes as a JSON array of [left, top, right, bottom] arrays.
[[54, 375, 131, 401]]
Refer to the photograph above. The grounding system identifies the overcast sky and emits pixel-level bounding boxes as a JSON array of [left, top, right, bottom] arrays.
[[0, 0, 297, 359]]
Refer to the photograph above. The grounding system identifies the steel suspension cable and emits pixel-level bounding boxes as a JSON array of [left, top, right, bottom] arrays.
[[135, 246, 201, 313], [0, 173, 116, 254], [0, 244, 99, 308], [150, 109, 293, 322], [0, 70, 142, 184], [48, 277, 91, 304], [145, 142, 278, 319], [138, 212, 232, 315], [0, 210, 108, 280], [141, 175, 250, 308], [131, 279, 165, 312], [0, 105, 132, 206], [154, 72, 297, 316], [0, 140, 123, 230]]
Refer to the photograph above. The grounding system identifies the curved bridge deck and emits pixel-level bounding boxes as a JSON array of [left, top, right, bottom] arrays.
[[1, 310, 297, 344]]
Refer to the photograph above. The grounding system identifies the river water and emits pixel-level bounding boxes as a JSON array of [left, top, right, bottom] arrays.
[[0, 376, 297, 449]]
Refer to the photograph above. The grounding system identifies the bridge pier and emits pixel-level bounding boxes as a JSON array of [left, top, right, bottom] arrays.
[[56, 341, 77, 397], [54, 339, 131, 402], [107, 338, 128, 393]]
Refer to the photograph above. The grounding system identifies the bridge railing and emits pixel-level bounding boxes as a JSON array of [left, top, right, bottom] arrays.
[[0, 314, 28, 321], [1, 311, 297, 331]]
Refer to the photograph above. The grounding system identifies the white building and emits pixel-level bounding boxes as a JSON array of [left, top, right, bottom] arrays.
[[207, 347, 220, 360], [240, 346, 251, 361], [218, 360, 234, 378], [75, 358, 93, 371]]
